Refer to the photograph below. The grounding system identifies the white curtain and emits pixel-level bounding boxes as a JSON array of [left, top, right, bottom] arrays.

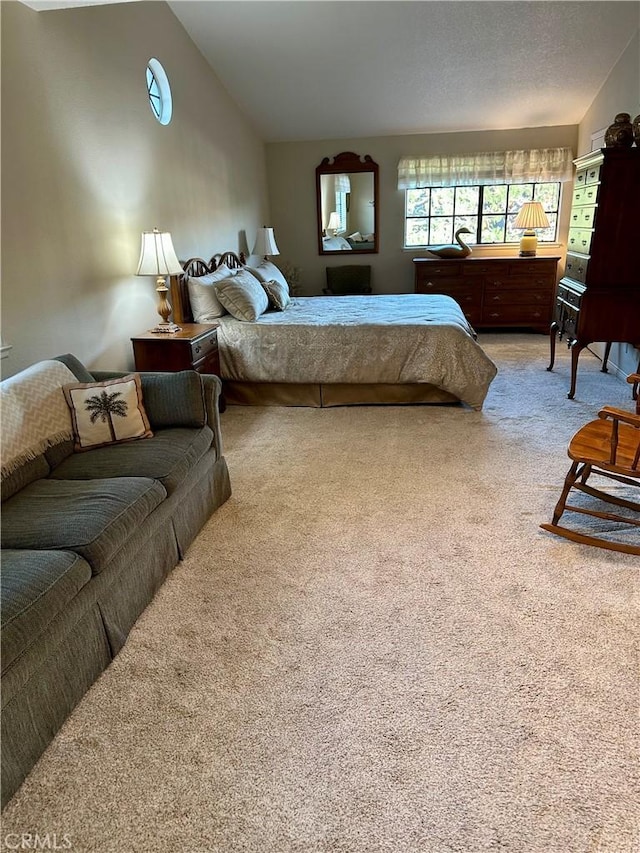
[[397, 148, 574, 189], [334, 174, 351, 193]]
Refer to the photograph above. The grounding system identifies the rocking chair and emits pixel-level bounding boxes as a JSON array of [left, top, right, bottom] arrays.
[[540, 373, 640, 555]]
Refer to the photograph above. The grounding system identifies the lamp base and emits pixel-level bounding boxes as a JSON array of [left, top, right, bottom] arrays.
[[151, 322, 181, 334], [519, 231, 538, 257]]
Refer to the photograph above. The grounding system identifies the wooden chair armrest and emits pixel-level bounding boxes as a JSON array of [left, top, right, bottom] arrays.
[[626, 373, 640, 386], [598, 406, 640, 427]]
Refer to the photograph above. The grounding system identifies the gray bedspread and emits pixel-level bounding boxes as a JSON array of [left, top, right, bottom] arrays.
[[216, 294, 498, 409]]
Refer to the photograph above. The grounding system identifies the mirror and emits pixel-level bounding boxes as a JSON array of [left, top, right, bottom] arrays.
[[316, 151, 379, 255]]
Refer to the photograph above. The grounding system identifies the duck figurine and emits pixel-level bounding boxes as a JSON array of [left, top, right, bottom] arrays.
[[427, 227, 472, 259]]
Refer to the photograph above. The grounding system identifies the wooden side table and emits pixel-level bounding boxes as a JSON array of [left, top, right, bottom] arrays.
[[131, 323, 225, 410]]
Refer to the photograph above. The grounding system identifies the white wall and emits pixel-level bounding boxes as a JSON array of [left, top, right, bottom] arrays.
[[1, 0, 269, 377], [267, 125, 578, 297]]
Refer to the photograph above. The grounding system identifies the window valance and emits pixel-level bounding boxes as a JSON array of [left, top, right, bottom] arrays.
[[397, 148, 574, 189]]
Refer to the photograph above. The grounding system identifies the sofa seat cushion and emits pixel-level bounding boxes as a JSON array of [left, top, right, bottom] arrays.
[[1, 477, 166, 574], [1, 549, 92, 674], [49, 427, 214, 494]]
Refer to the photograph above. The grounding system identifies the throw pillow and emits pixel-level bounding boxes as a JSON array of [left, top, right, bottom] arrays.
[[187, 264, 237, 322], [215, 269, 269, 321], [63, 374, 153, 451], [245, 259, 289, 290], [261, 278, 290, 311]]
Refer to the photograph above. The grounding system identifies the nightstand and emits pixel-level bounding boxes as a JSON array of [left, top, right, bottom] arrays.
[[131, 323, 225, 410]]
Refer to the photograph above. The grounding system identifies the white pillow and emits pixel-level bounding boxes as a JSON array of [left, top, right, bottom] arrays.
[[215, 269, 269, 321], [348, 231, 363, 242], [245, 259, 289, 289], [187, 264, 237, 321]]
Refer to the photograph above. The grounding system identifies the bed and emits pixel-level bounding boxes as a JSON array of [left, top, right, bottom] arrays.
[[169, 252, 497, 410]]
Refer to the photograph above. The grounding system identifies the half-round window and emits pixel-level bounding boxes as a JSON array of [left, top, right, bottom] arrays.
[[146, 58, 172, 125]]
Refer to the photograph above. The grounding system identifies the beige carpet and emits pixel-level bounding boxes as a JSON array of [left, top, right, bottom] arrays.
[[2, 334, 638, 853]]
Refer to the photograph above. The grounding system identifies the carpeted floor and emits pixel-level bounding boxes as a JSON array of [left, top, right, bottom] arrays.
[[2, 334, 638, 853]]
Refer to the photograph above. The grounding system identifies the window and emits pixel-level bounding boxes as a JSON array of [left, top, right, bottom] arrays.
[[146, 58, 172, 126], [404, 181, 560, 248], [335, 191, 348, 232]]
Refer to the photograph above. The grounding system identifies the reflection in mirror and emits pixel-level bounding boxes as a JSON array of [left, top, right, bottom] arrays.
[[316, 152, 379, 255]]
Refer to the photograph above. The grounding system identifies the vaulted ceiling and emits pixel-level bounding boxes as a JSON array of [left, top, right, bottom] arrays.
[[167, 1, 639, 141], [21, 0, 640, 143]]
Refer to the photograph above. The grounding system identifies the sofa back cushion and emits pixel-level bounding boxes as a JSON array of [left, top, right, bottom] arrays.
[[140, 371, 207, 429]]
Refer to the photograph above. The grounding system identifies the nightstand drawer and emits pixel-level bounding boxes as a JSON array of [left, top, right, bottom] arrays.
[[191, 331, 218, 363]]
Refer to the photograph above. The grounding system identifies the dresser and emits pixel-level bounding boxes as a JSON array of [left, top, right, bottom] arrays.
[[413, 256, 559, 333], [549, 147, 640, 398]]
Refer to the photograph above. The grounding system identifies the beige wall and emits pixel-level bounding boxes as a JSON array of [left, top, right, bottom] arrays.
[[1, 0, 269, 377], [577, 32, 639, 375], [267, 125, 578, 297]]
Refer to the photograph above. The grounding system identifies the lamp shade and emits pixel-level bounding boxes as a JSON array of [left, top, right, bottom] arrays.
[[136, 229, 183, 276], [252, 227, 280, 257], [326, 212, 341, 232], [514, 201, 550, 231]]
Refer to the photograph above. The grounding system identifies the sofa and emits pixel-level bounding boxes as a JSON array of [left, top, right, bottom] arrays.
[[0, 354, 231, 808]]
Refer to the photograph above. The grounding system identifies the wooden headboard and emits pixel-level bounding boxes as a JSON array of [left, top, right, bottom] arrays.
[[169, 251, 246, 324]]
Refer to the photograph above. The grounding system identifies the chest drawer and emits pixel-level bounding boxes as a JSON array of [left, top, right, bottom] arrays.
[[557, 281, 583, 309], [570, 206, 597, 228], [567, 228, 593, 255], [564, 253, 588, 284], [485, 275, 553, 292]]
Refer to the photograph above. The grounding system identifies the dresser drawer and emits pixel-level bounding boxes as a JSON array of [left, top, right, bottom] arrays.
[[485, 288, 551, 306], [481, 304, 550, 325], [416, 276, 466, 293], [574, 168, 588, 188], [416, 263, 461, 278], [486, 275, 553, 291], [567, 228, 593, 254], [564, 253, 588, 284]]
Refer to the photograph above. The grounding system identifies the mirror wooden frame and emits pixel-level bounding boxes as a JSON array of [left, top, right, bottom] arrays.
[[316, 151, 379, 255]]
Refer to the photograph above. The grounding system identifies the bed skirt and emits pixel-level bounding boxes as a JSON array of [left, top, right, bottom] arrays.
[[223, 381, 461, 408]]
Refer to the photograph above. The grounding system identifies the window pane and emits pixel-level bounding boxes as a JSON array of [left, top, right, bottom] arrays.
[[481, 215, 505, 243], [405, 219, 429, 246], [430, 217, 453, 244], [454, 186, 479, 215], [538, 212, 557, 242], [533, 182, 560, 210], [505, 214, 521, 243], [507, 184, 534, 212], [483, 185, 507, 213], [406, 189, 430, 216], [431, 187, 455, 216], [454, 215, 478, 243]]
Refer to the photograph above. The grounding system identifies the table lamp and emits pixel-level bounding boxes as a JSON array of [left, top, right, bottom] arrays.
[[136, 228, 183, 333], [252, 227, 280, 260], [514, 201, 550, 257], [326, 212, 341, 237]]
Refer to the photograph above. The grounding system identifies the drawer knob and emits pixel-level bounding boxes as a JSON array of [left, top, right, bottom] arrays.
[[194, 345, 201, 354]]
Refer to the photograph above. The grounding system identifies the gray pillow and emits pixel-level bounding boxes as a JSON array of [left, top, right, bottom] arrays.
[[262, 279, 290, 311], [215, 270, 269, 321]]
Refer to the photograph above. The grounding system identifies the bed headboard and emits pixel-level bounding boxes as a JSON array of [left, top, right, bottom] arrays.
[[169, 251, 246, 324]]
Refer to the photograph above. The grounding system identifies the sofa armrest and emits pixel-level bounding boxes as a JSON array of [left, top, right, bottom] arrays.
[[200, 374, 224, 457]]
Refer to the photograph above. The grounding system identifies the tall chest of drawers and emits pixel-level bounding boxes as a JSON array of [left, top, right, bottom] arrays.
[[413, 256, 559, 333], [549, 147, 640, 398]]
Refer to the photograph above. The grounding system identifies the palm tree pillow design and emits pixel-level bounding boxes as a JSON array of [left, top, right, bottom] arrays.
[[63, 374, 153, 451]]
